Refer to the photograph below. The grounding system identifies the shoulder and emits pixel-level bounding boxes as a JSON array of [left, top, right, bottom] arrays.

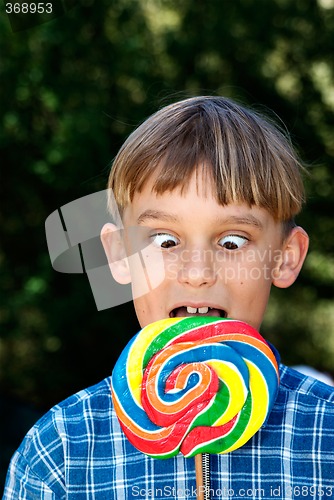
[[20, 375, 113, 444], [25, 376, 113, 430], [268, 364, 334, 432], [21, 376, 114, 450], [51, 375, 113, 413], [278, 364, 334, 404], [14, 377, 114, 473], [3, 377, 119, 498]]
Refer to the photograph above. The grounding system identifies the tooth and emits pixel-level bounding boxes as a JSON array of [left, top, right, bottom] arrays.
[[187, 306, 197, 313], [198, 307, 209, 314]]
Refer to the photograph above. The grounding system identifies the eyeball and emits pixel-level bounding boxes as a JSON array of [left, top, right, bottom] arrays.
[[151, 233, 179, 249], [219, 234, 248, 250]]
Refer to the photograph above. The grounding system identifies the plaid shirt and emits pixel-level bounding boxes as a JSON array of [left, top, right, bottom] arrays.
[[3, 365, 334, 500]]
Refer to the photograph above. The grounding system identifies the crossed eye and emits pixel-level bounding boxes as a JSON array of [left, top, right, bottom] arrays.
[[150, 233, 179, 249], [219, 234, 248, 250], [150, 232, 248, 250]]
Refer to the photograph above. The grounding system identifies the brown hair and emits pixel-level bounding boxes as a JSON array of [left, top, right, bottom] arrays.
[[108, 96, 305, 226]]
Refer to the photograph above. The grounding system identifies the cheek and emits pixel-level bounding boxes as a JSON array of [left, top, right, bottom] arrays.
[[128, 262, 151, 298], [127, 247, 168, 297], [133, 293, 167, 328], [220, 261, 272, 286], [133, 295, 151, 327], [241, 252, 278, 284]]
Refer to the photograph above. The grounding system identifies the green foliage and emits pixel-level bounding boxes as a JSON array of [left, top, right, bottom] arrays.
[[1, 0, 334, 418]]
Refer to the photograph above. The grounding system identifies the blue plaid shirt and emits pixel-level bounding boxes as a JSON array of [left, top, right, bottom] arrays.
[[3, 365, 334, 499]]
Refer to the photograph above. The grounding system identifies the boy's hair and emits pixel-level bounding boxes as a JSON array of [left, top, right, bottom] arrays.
[[107, 96, 305, 229]]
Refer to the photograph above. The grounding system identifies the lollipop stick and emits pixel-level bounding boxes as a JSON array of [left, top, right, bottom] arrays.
[[195, 453, 210, 500], [195, 454, 204, 500]]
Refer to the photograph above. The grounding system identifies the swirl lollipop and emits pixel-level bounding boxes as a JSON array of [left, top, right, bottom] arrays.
[[111, 316, 279, 459]]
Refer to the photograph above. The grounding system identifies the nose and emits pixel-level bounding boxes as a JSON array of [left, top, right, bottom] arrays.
[[177, 248, 216, 287]]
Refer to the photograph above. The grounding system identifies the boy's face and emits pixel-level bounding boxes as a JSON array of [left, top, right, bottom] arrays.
[[111, 171, 307, 331]]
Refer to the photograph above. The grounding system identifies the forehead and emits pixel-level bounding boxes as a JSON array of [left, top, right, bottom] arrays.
[[122, 170, 276, 232], [124, 168, 214, 216], [131, 164, 225, 207]]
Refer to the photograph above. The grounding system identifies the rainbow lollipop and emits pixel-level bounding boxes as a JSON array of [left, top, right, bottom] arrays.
[[111, 317, 280, 459]]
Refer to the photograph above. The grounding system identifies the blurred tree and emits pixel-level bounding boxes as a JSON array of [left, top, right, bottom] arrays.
[[1, 1, 334, 485]]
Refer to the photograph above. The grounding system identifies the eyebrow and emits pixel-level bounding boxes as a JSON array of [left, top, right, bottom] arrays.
[[217, 215, 264, 230], [136, 209, 263, 230], [136, 209, 179, 225]]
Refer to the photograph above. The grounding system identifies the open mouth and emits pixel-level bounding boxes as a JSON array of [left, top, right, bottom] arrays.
[[169, 306, 227, 318]]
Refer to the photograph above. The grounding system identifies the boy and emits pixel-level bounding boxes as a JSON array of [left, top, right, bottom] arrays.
[[4, 96, 334, 499]]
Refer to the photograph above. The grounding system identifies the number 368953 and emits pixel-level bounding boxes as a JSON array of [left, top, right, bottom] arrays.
[[6, 3, 53, 14]]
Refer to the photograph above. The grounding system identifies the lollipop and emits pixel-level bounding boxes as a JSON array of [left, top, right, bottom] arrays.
[[111, 316, 280, 459]]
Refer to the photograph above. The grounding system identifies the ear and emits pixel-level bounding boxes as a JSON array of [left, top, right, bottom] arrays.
[[273, 226, 309, 289], [100, 223, 131, 285]]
